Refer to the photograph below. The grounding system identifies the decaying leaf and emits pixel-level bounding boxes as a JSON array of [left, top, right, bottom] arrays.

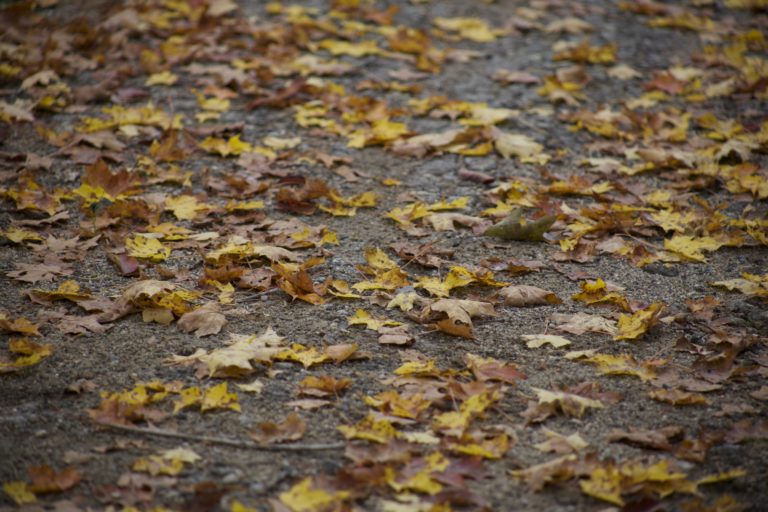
[[500, 285, 561, 306]]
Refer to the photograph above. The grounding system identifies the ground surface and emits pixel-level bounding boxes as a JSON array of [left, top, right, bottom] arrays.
[[0, 0, 767, 511]]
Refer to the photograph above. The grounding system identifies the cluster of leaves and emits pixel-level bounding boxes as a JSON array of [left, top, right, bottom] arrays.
[[1, 0, 766, 510]]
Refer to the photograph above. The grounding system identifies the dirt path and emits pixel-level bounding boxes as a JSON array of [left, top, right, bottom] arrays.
[[1, 0, 767, 510]]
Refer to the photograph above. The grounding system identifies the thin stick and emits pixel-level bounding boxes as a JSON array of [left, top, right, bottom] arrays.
[[99, 423, 346, 452]]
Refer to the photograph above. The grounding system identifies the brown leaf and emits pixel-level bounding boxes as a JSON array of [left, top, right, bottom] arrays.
[[500, 285, 561, 306], [249, 413, 306, 445], [464, 353, 526, 384], [28, 465, 81, 493], [177, 303, 227, 337]]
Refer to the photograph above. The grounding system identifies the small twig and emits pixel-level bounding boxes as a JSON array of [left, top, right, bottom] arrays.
[[99, 422, 346, 452]]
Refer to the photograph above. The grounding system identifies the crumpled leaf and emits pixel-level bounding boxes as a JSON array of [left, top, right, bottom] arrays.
[[550, 312, 618, 336], [0, 338, 53, 373], [500, 285, 561, 306], [464, 353, 526, 383], [614, 302, 665, 341], [531, 388, 604, 418], [484, 209, 556, 241]]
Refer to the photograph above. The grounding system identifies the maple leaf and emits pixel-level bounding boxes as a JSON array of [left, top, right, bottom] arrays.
[[0, 312, 41, 337], [347, 309, 402, 330], [433, 16, 501, 42], [500, 285, 561, 306], [534, 429, 589, 454], [7, 262, 73, 284], [577, 353, 664, 382], [432, 390, 500, 435], [249, 413, 306, 444], [614, 302, 665, 340], [572, 278, 630, 311], [174, 382, 240, 413], [338, 414, 400, 444], [509, 454, 582, 491], [428, 298, 496, 339], [21, 465, 80, 494], [2, 481, 36, 505], [165, 195, 212, 220], [125, 234, 171, 262], [550, 312, 618, 336], [0, 338, 53, 373], [491, 129, 550, 164], [664, 235, 725, 262], [522, 334, 572, 348], [484, 208, 556, 241], [531, 388, 604, 418], [464, 353, 526, 384], [274, 344, 331, 368], [169, 328, 285, 378], [279, 477, 350, 512], [177, 303, 227, 337]]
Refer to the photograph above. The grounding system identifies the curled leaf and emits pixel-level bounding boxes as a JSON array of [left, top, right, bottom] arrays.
[[484, 209, 555, 241]]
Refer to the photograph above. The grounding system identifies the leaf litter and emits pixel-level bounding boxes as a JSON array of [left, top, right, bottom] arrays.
[[0, 0, 766, 510]]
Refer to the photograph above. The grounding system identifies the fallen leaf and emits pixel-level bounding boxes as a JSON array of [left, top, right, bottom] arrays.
[[500, 285, 561, 306], [177, 303, 227, 337], [522, 334, 572, 348]]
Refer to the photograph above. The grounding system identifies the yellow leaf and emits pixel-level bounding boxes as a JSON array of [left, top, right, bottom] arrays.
[[338, 414, 399, 444], [614, 302, 665, 341], [319, 39, 382, 57], [145, 71, 178, 86], [199, 134, 253, 157], [347, 309, 402, 330], [201, 382, 240, 412], [448, 434, 510, 459], [579, 353, 662, 382], [165, 195, 211, 220], [386, 452, 449, 495], [386, 292, 419, 312], [522, 334, 572, 348], [7, 338, 51, 362], [194, 91, 230, 112], [125, 235, 171, 262], [29, 280, 92, 303], [664, 235, 725, 262], [274, 344, 331, 368], [711, 273, 768, 297], [132, 455, 185, 476], [434, 17, 500, 42], [433, 391, 499, 434], [3, 226, 43, 244], [492, 128, 550, 163], [347, 118, 410, 148], [263, 136, 301, 149], [352, 268, 409, 292], [279, 477, 350, 512], [579, 465, 624, 505], [2, 481, 36, 505], [427, 197, 469, 211], [572, 278, 630, 311]]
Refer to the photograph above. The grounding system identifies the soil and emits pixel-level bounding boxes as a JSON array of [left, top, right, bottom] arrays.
[[1, 0, 767, 511]]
